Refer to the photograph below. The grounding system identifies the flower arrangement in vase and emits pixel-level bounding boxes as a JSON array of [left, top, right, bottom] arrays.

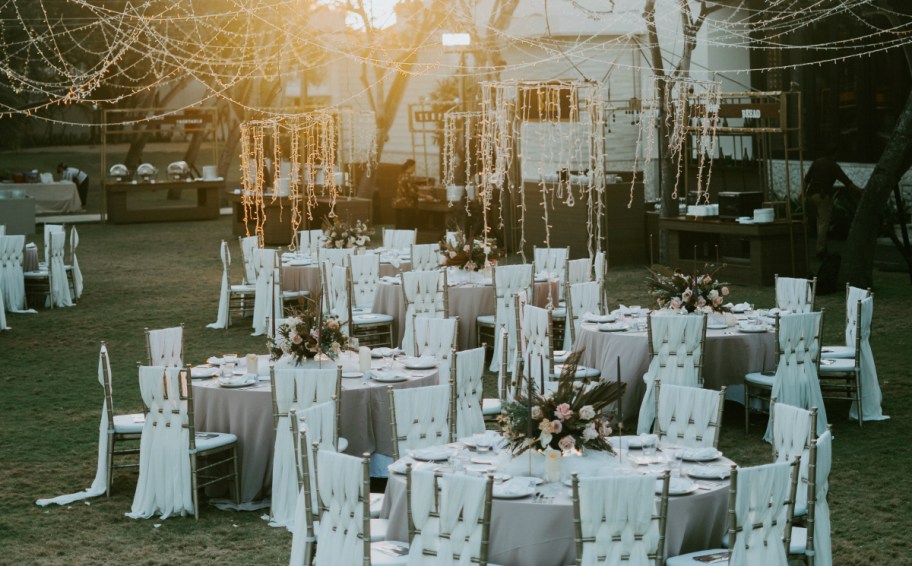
[[322, 216, 373, 249], [498, 350, 625, 455], [267, 299, 349, 365], [646, 264, 731, 314], [439, 230, 499, 271]]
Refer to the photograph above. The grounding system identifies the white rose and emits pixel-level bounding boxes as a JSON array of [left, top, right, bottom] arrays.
[[579, 405, 596, 420]]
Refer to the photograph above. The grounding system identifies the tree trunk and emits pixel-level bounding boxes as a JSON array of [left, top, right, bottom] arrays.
[[840, 87, 912, 287]]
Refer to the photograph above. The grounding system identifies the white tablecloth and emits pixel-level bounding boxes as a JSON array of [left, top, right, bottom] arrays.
[[574, 321, 777, 424], [381, 448, 732, 563], [282, 260, 411, 296], [2, 181, 81, 213], [192, 352, 438, 502]]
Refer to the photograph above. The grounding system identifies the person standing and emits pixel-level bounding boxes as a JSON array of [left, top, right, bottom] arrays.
[[394, 159, 419, 228], [803, 147, 862, 258], [57, 163, 89, 210]]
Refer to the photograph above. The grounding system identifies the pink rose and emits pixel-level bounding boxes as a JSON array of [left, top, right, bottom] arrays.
[[670, 297, 682, 310], [696, 296, 706, 307], [551, 419, 563, 434], [558, 435, 576, 451], [538, 419, 554, 434], [599, 423, 613, 437], [721, 286, 730, 296], [463, 244, 471, 252], [554, 403, 574, 421], [326, 319, 340, 330], [702, 275, 713, 285], [681, 288, 693, 301], [291, 334, 303, 344], [713, 296, 724, 307], [531, 406, 543, 420]]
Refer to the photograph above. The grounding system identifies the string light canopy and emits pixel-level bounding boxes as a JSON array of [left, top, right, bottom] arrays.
[[478, 79, 608, 260]]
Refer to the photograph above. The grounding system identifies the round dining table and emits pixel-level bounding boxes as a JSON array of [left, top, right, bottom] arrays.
[[380, 443, 733, 564], [192, 352, 439, 502], [371, 276, 560, 351], [281, 255, 411, 296], [574, 316, 778, 424]]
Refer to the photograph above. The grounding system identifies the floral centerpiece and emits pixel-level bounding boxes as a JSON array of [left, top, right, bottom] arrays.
[[498, 350, 625, 455], [439, 230, 500, 271], [267, 302, 349, 365], [322, 216, 373, 249], [646, 264, 730, 314]]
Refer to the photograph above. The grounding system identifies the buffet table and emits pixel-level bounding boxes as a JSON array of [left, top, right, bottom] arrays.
[[191, 352, 439, 502], [381, 446, 732, 563], [1, 181, 80, 214], [104, 179, 223, 223]]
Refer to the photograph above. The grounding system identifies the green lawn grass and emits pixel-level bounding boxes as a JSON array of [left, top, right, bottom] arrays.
[[1, 215, 909, 564]]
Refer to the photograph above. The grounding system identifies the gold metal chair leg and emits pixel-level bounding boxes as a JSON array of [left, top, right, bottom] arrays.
[[232, 446, 241, 506], [105, 435, 115, 497], [191, 453, 200, 520], [744, 384, 750, 434]]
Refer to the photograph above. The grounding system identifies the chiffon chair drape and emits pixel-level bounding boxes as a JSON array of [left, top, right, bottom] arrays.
[[251, 248, 276, 336], [0, 234, 33, 313], [411, 243, 441, 271], [401, 270, 446, 357], [413, 316, 457, 378], [383, 229, 417, 250], [44, 230, 73, 307], [207, 239, 231, 329], [390, 384, 451, 460], [70, 226, 83, 299], [850, 296, 888, 422], [487, 264, 534, 372], [822, 285, 869, 359], [655, 382, 724, 448], [452, 346, 486, 439], [775, 276, 816, 313], [563, 281, 602, 351], [637, 314, 706, 434]]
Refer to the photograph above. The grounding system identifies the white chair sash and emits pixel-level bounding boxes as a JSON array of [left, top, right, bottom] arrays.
[[239, 235, 259, 284], [437, 473, 488, 566], [564, 281, 601, 350], [851, 296, 888, 421], [251, 248, 276, 336], [593, 251, 606, 285], [489, 264, 534, 371], [577, 475, 659, 566], [321, 247, 354, 270], [313, 450, 366, 566], [127, 367, 193, 519], [533, 246, 568, 304], [730, 462, 792, 566], [272, 367, 339, 527], [406, 469, 440, 566], [383, 229, 416, 249], [393, 384, 451, 454], [402, 270, 445, 356], [147, 326, 183, 367], [656, 383, 721, 448], [764, 313, 828, 441], [298, 229, 324, 256], [811, 430, 833, 566], [36, 344, 115, 505], [411, 243, 441, 271], [776, 277, 814, 313], [566, 258, 592, 285], [70, 226, 83, 299], [47, 231, 73, 307], [522, 304, 552, 389], [207, 240, 231, 329], [771, 401, 813, 513], [0, 287, 6, 330], [0, 235, 33, 313], [349, 253, 380, 310], [322, 263, 351, 334], [414, 317, 457, 378], [637, 314, 705, 434], [844, 286, 868, 349], [454, 347, 486, 438], [43, 223, 64, 265]]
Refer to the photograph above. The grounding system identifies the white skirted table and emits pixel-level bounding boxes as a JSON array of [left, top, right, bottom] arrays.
[[281, 259, 411, 296], [2, 181, 81, 213], [574, 319, 777, 424], [380, 446, 733, 564], [192, 352, 438, 502], [371, 277, 560, 351]]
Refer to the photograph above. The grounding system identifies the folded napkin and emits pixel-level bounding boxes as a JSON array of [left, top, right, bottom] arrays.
[[726, 302, 752, 313], [405, 355, 436, 367], [688, 465, 730, 479], [583, 312, 616, 323], [371, 347, 402, 358], [598, 322, 628, 332], [217, 374, 254, 386], [681, 447, 721, 461], [26, 242, 37, 249], [370, 369, 406, 381]]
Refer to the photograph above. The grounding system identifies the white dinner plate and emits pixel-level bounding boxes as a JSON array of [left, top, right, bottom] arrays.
[[466, 464, 495, 474], [370, 371, 408, 383], [738, 325, 768, 333], [687, 465, 732, 480], [681, 448, 723, 462], [470, 456, 496, 465], [707, 323, 728, 330], [598, 323, 628, 332], [403, 358, 437, 370], [510, 476, 543, 486], [217, 376, 257, 388], [492, 483, 535, 499], [341, 371, 363, 379], [658, 477, 699, 496], [460, 432, 506, 450], [388, 459, 436, 475], [411, 446, 455, 461], [583, 314, 617, 323]]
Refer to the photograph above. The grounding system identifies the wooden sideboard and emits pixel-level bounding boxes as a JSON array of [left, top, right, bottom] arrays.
[[104, 180, 223, 223], [658, 216, 808, 285]]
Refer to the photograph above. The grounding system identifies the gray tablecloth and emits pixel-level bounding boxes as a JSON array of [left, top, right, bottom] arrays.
[[282, 260, 411, 295], [2, 181, 81, 213], [192, 353, 438, 502], [380, 449, 731, 563], [371, 280, 559, 351], [575, 322, 777, 424]]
